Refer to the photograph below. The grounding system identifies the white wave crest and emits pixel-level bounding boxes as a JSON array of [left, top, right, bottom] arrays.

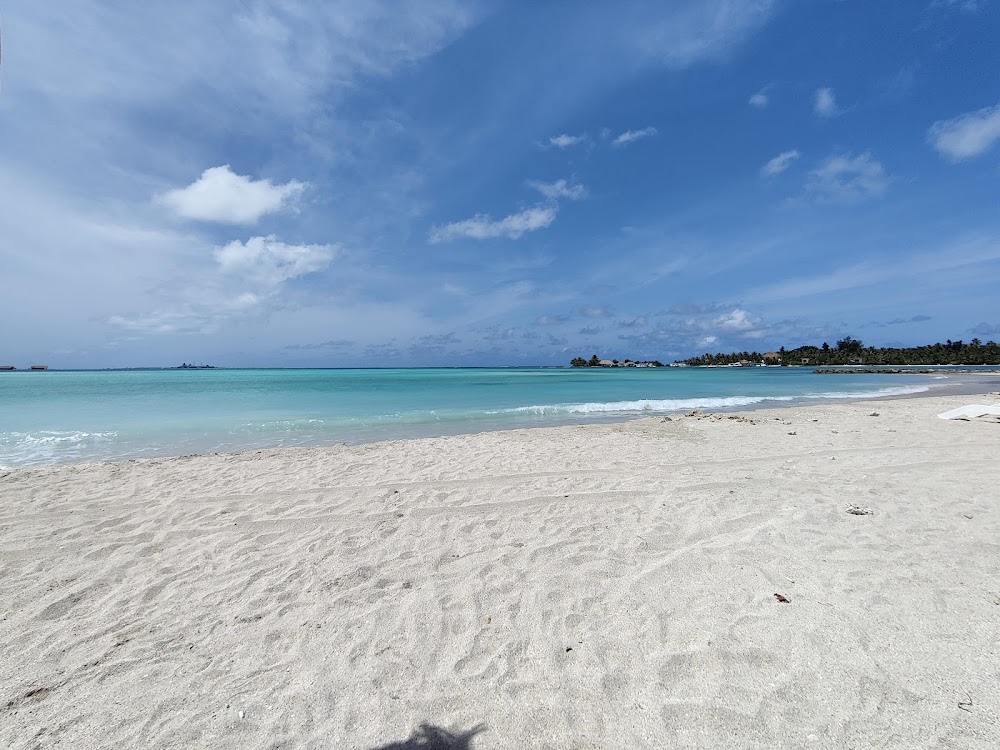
[[800, 385, 929, 400], [238, 419, 326, 433], [511, 395, 790, 415], [508, 385, 930, 416], [0, 430, 118, 468]]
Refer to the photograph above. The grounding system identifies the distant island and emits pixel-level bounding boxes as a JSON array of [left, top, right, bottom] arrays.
[[570, 355, 664, 368], [175, 363, 216, 369], [678, 337, 1000, 367], [568, 337, 1000, 369]]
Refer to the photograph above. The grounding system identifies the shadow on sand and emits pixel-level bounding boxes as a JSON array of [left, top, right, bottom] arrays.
[[371, 723, 486, 750]]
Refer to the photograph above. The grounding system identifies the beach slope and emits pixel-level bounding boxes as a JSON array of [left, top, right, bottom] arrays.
[[1, 395, 998, 748]]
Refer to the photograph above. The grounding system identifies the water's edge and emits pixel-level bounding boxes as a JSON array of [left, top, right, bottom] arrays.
[[3, 374, 995, 470]]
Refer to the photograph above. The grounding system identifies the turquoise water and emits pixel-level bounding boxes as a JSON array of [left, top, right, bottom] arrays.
[[0, 367, 947, 467]]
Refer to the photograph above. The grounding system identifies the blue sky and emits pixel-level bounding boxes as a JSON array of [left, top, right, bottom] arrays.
[[2, 0, 999, 368]]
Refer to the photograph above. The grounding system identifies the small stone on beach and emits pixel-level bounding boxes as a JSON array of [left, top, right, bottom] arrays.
[[846, 504, 873, 516]]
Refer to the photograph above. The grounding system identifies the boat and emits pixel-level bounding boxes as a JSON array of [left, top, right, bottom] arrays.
[[30, 365, 48, 370], [0, 365, 15, 371]]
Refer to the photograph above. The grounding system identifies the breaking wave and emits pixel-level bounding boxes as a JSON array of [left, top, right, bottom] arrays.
[[506, 384, 930, 416], [0, 430, 119, 468]]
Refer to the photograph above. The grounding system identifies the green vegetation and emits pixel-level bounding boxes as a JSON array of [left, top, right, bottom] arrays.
[[680, 337, 1000, 366]]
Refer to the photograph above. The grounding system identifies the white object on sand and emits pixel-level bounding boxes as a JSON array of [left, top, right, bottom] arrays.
[[937, 404, 1000, 421]]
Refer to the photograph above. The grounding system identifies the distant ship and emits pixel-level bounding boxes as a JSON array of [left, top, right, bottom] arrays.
[[30, 365, 49, 370], [0, 365, 15, 371]]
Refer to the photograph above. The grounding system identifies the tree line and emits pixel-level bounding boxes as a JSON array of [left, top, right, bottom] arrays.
[[680, 337, 1000, 366]]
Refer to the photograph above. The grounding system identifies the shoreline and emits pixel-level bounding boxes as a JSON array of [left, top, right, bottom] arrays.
[[3, 374, 998, 471], [814, 367, 1000, 374], [2, 393, 998, 748]]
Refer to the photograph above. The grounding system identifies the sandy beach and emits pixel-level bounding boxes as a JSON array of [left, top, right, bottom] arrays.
[[2, 393, 998, 749]]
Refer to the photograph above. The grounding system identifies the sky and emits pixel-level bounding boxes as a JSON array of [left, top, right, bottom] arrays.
[[2, 0, 999, 368]]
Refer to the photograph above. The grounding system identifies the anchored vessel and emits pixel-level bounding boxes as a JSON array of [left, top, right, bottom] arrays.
[[30, 365, 49, 370]]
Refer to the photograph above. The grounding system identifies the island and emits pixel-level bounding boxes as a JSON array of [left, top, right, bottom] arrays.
[[677, 337, 1000, 367], [570, 355, 663, 368]]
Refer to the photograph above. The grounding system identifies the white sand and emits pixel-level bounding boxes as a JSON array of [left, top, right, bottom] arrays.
[[1, 394, 998, 749]]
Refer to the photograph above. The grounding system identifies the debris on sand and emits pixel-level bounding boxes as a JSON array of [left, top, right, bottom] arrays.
[[774, 593, 791, 603], [846, 504, 873, 516]]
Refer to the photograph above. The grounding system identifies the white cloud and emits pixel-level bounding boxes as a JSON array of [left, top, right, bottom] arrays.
[[214, 235, 337, 286], [108, 293, 262, 336], [750, 236, 1000, 302], [429, 206, 558, 243], [749, 91, 769, 108], [577, 306, 613, 318], [613, 127, 659, 146], [715, 308, 759, 332], [12, 3, 477, 120], [109, 235, 339, 337], [813, 87, 839, 118], [535, 314, 568, 326], [806, 152, 889, 202], [528, 179, 587, 201], [109, 309, 214, 335], [618, 306, 777, 352], [930, 0, 984, 12], [548, 134, 587, 149], [761, 149, 800, 177], [928, 103, 1000, 161], [159, 165, 306, 224], [632, 1, 776, 69]]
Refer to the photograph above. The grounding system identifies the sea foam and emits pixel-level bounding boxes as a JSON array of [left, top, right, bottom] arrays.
[[0, 431, 118, 468], [507, 384, 930, 416]]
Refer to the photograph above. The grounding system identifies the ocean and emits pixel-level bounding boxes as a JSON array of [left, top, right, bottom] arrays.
[[0, 366, 970, 468]]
